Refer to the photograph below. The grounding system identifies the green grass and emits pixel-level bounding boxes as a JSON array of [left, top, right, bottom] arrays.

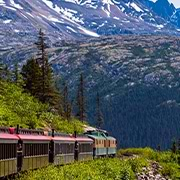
[[18, 158, 149, 180], [0, 81, 84, 133], [17, 148, 180, 180]]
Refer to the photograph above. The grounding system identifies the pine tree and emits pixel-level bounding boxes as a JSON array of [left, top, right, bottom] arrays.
[[76, 73, 86, 122], [157, 145, 161, 152], [171, 140, 177, 154], [62, 83, 72, 121], [178, 138, 180, 153], [35, 29, 62, 112], [14, 63, 18, 83], [21, 58, 42, 97], [13, 63, 24, 86], [21, 29, 62, 113], [35, 29, 49, 103], [0, 62, 4, 80], [3, 65, 11, 82], [96, 92, 104, 129]]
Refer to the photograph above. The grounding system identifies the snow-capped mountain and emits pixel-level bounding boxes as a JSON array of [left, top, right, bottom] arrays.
[[1, 0, 180, 65], [0, 0, 180, 42]]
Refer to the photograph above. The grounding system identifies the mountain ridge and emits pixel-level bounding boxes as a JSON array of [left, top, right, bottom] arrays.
[[1, 0, 180, 42]]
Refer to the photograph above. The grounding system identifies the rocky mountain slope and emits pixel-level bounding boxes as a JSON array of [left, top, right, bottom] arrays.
[[50, 35, 180, 149]]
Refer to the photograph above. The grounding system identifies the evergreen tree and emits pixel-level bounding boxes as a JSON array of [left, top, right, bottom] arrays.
[[76, 73, 86, 122], [178, 138, 180, 153], [21, 58, 42, 97], [0, 63, 4, 80], [14, 63, 19, 83], [22, 29, 62, 114], [3, 65, 11, 82], [13, 63, 24, 86], [171, 140, 177, 154], [62, 83, 72, 121], [35, 29, 50, 103], [157, 145, 161, 152], [96, 92, 104, 128]]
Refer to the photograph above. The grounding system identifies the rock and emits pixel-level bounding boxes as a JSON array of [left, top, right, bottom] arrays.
[[137, 161, 169, 180]]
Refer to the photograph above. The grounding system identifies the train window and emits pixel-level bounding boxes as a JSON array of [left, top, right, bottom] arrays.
[[23, 143, 48, 157], [0, 144, 16, 160], [55, 143, 74, 155], [79, 143, 92, 153]]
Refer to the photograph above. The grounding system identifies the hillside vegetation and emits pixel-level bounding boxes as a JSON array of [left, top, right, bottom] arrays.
[[18, 157, 148, 180], [0, 80, 84, 133], [18, 148, 180, 180]]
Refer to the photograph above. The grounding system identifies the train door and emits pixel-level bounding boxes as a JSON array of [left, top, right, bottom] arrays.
[[17, 140, 23, 172], [49, 140, 54, 163], [74, 141, 79, 161]]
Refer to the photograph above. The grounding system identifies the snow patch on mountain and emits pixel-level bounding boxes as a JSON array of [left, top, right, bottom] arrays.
[[9, 0, 23, 9], [78, 26, 100, 37]]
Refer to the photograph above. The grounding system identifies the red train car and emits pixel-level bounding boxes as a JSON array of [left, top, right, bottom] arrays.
[[0, 127, 19, 178], [16, 128, 50, 171], [75, 136, 93, 161], [49, 132, 75, 165]]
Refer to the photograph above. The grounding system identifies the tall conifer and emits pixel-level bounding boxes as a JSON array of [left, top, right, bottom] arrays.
[[35, 29, 49, 103], [35, 29, 61, 112], [13, 63, 24, 86], [76, 73, 86, 122], [96, 92, 103, 128], [21, 58, 42, 96], [62, 83, 72, 121]]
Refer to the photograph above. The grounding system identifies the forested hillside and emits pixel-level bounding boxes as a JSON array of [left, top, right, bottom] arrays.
[[1, 34, 180, 149], [50, 36, 180, 149]]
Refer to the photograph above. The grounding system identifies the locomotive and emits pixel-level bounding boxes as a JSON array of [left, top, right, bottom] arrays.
[[0, 126, 117, 178]]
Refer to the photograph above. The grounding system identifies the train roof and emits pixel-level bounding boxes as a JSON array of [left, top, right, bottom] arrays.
[[84, 130, 116, 140], [0, 133, 19, 140], [17, 134, 50, 141], [86, 134, 106, 140], [75, 135, 94, 142], [52, 136, 75, 142], [106, 136, 116, 140]]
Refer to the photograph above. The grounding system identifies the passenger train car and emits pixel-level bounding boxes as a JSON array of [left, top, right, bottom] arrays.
[[0, 126, 117, 178]]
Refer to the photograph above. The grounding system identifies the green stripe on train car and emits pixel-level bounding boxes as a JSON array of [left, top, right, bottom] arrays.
[[95, 147, 107, 156], [108, 147, 116, 155]]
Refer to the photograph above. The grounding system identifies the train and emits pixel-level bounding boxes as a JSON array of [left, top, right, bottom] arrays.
[[0, 126, 117, 178]]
